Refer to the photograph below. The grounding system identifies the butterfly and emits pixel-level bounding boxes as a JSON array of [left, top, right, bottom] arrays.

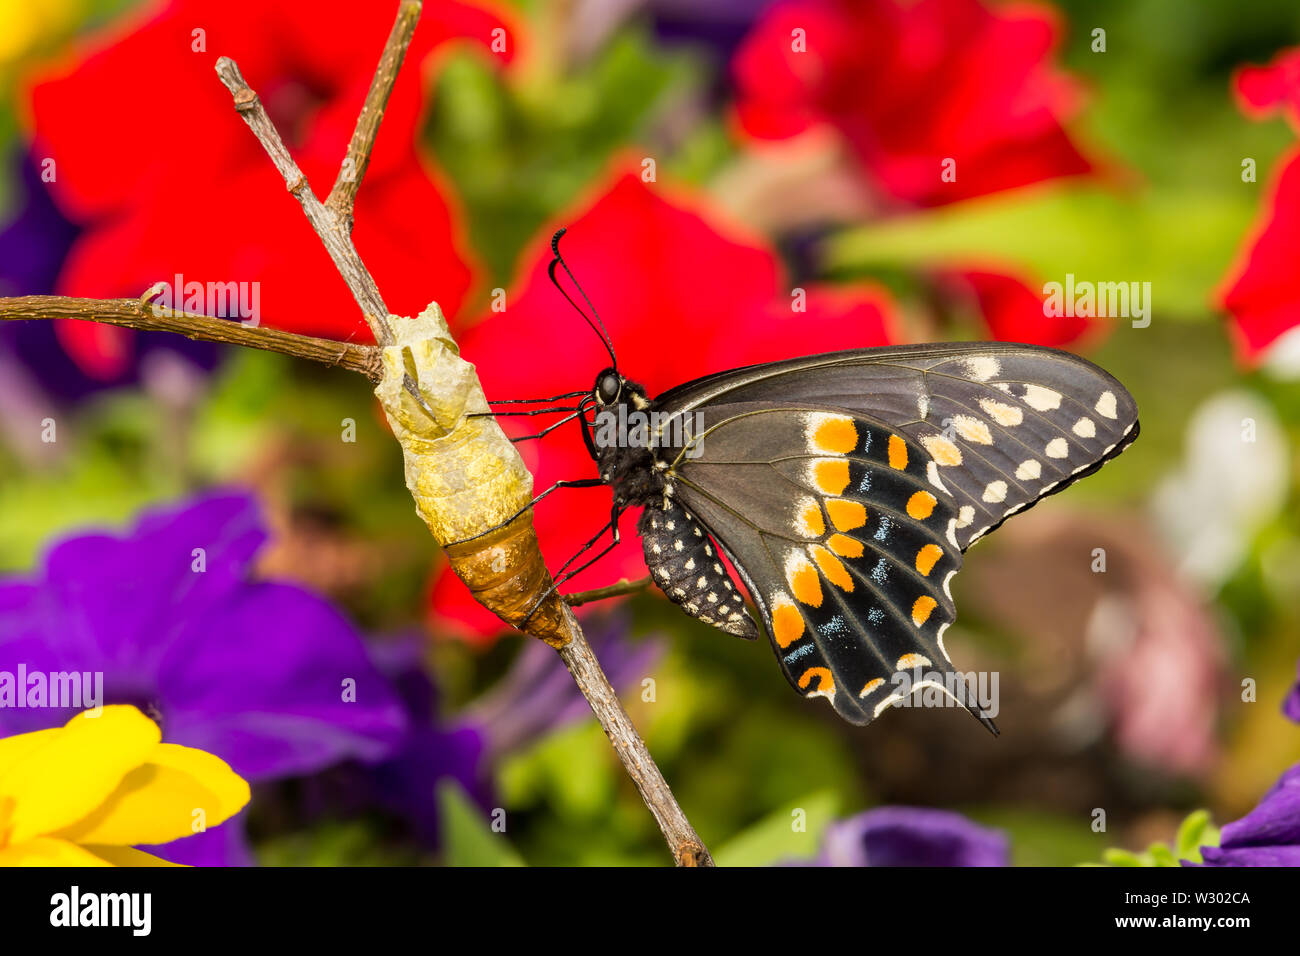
[[510, 230, 1139, 732]]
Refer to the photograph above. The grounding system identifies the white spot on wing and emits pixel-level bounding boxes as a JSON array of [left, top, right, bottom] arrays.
[[1045, 437, 1069, 458], [920, 433, 963, 466], [962, 356, 1000, 382], [979, 398, 1023, 426], [982, 480, 1008, 503], [1073, 417, 1096, 438], [951, 415, 992, 444], [926, 460, 950, 494], [1023, 385, 1062, 411], [1095, 390, 1118, 419], [1015, 459, 1042, 480]]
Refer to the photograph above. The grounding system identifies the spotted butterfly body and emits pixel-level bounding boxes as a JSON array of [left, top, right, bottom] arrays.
[[583, 342, 1139, 729]]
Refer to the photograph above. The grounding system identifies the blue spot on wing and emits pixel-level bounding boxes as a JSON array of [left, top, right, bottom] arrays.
[[870, 557, 890, 584], [820, 615, 848, 637], [782, 643, 816, 665], [874, 516, 891, 542]]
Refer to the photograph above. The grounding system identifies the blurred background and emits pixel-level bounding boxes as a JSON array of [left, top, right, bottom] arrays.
[[1, 0, 1299, 866]]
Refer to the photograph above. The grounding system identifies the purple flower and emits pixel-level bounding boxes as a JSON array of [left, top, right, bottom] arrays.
[[1197, 764, 1300, 867], [460, 611, 665, 763], [0, 491, 408, 864], [814, 807, 1010, 867], [306, 611, 664, 849]]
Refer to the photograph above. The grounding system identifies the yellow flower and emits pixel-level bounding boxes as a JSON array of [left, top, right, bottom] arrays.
[[0, 705, 250, 866], [0, 0, 83, 64]]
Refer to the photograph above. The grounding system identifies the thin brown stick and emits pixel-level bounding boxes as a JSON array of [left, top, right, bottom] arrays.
[[0, 295, 382, 381], [566, 576, 652, 607], [214, 57, 394, 348], [326, 0, 423, 228], [554, 605, 712, 866]]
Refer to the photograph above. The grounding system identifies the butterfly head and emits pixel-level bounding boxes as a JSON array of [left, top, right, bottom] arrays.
[[591, 367, 649, 411]]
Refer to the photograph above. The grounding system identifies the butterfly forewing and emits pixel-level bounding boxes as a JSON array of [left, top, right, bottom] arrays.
[[654, 343, 1139, 552], [668, 405, 983, 726]]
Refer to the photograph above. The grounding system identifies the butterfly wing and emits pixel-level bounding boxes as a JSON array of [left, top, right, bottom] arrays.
[[666, 403, 990, 728], [654, 343, 1139, 551]]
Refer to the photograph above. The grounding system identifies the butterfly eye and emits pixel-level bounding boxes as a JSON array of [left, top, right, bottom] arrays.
[[597, 372, 621, 404]]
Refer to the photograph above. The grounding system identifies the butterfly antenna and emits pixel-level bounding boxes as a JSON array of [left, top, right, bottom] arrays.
[[549, 227, 618, 371]]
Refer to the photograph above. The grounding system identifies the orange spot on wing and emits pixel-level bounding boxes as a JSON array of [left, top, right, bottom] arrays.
[[906, 490, 937, 520], [911, 595, 937, 627], [814, 417, 858, 454], [915, 544, 943, 576], [896, 653, 931, 670], [798, 667, 834, 695], [826, 499, 867, 531], [800, 502, 826, 537], [888, 434, 908, 470], [790, 563, 823, 607], [811, 545, 854, 592], [828, 534, 864, 559], [772, 603, 805, 648], [813, 459, 851, 495], [859, 678, 884, 697]]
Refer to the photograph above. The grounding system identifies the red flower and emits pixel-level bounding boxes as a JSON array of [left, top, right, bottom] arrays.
[[1219, 50, 1300, 361], [951, 269, 1095, 348], [27, 0, 515, 378], [1235, 48, 1300, 124], [732, 0, 1092, 208], [433, 166, 900, 641]]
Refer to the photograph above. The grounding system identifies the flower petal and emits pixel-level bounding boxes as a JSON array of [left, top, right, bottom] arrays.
[[0, 837, 115, 867], [52, 742, 250, 847], [0, 705, 159, 845], [82, 845, 184, 867]]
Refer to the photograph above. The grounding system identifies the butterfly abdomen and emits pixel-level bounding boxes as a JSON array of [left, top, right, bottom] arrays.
[[638, 497, 758, 639]]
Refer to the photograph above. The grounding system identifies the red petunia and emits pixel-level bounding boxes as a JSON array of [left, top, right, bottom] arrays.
[[950, 269, 1094, 348], [1234, 48, 1300, 125], [27, 0, 515, 378], [1219, 49, 1300, 361], [433, 166, 900, 641], [731, 0, 1093, 208]]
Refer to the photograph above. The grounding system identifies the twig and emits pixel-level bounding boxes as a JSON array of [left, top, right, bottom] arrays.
[[207, 2, 712, 866], [566, 576, 652, 607], [554, 604, 712, 866], [214, 57, 394, 347], [0, 295, 383, 381], [326, 0, 423, 228]]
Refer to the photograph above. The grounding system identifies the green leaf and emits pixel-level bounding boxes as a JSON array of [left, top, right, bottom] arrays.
[[437, 780, 526, 867], [712, 790, 840, 867], [1175, 809, 1221, 865], [1101, 848, 1147, 867], [827, 184, 1255, 318], [1148, 842, 1179, 867]]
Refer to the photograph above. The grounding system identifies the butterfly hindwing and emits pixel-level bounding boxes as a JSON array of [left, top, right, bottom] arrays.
[[665, 404, 988, 727]]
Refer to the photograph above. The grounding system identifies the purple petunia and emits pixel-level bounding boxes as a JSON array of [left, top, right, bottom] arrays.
[[1197, 764, 1300, 866], [305, 612, 664, 849], [0, 491, 408, 864], [813, 806, 1009, 867]]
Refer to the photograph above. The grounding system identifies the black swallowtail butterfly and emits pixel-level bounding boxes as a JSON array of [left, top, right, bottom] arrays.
[[513, 230, 1139, 731]]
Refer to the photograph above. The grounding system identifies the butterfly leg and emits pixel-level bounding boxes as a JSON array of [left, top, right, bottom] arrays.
[[520, 505, 623, 630], [448, 478, 605, 546]]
